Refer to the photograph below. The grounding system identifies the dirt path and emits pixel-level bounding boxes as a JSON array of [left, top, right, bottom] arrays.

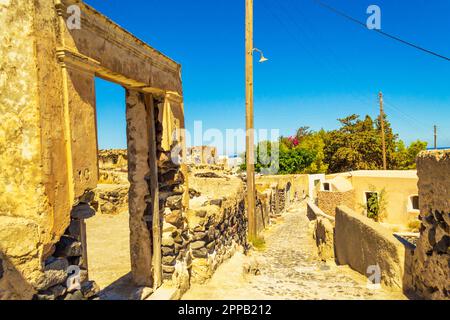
[[86, 211, 135, 300], [183, 203, 406, 300]]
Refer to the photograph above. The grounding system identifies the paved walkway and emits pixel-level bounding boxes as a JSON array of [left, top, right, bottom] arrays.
[[183, 203, 406, 300]]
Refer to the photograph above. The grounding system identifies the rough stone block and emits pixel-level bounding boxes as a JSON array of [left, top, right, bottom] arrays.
[[54, 236, 83, 258], [44, 258, 69, 272], [80, 281, 100, 299], [162, 255, 177, 265], [162, 234, 175, 247], [191, 241, 206, 250], [35, 270, 68, 291], [47, 284, 67, 298], [66, 220, 81, 239], [165, 209, 183, 228], [192, 248, 208, 259], [64, 290, 85, 301], [166, 195, 183, 210], [70, 203, 96, 220]]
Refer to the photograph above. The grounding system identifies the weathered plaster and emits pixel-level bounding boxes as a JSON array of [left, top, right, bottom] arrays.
[[0, 0, 184, 298]]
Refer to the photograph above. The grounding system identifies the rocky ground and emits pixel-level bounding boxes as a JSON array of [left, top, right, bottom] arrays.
[[183, 203, 407, 300]]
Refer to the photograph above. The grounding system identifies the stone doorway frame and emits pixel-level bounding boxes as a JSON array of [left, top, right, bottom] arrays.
[[56, 0, 187, 288]]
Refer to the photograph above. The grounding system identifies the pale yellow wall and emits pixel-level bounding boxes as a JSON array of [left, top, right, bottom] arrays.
[[0, 0, 69, 296], [256, 174, 309, 199], [350, 175, 419, 225]]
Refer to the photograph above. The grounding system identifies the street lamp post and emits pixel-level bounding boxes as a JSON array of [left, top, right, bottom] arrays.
[[245, 0, 268, 240], [245, 0, 257, 240]]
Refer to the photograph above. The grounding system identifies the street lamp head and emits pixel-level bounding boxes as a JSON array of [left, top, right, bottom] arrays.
[[253, 48, 269, 63], [259, 55, 269, 63]]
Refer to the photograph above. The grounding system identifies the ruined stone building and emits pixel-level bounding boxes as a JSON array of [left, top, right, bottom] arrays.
[[0, 0, 187, 299], [186, 146, 218, 165], [1, 0, 290, 301]]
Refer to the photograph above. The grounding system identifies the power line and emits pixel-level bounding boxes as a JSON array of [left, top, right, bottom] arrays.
[[260, 0, 450, 144], [313, 0, 450, 62]]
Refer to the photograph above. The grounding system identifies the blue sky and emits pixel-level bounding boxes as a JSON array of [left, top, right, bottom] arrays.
[[87, 0, 450, 154]]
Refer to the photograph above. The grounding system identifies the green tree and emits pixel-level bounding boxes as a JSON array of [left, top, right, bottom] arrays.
[[241, 113, 427, 175], [323, 114, 399, 173], [298, 131, 328, 173], [240, 141, 315, 175], [278, 148, 316, 174], [394, 139, 428, 169]]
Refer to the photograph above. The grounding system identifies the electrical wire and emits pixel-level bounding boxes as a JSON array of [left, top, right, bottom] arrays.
[[313, 0, 450, 62]]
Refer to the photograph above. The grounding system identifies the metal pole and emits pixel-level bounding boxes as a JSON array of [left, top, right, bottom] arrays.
[[246, 0, 256, 239]]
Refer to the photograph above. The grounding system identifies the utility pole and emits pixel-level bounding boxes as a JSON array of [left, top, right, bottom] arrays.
[[434, 125, 438, 150], [246, 0, 256, 239], [379, 92, 387, 170]]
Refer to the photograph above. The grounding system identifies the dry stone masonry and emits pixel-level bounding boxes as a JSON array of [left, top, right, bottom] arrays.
[[317, 190, 355, 217], [35, 192, 99, 300], [411, 150, 450, 299]]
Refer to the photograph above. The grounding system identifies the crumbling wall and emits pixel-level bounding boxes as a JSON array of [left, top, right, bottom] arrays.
[[256, 190, 271, 234], [98, 150, 128, 170], [0, 0, 71, 299], [34, 194, 99, 300], [412, 151, 450, 300], [317, 190, 355, 216], [307, 201, 335, 262], [1, 0, 185, 299], [97, 150, 129, 215], [186, 172, 248, 285]]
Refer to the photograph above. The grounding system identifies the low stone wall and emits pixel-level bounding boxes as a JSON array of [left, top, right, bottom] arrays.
[[317, 190, 355, 217], [33, 191, 99, 300], [411, 151, 449, 300], [98, 150, 128, 170], [186, 173, 248, 285], [335, 206, 407, 290], [307, 201, 335, 262], [256, 190, 271, 234]]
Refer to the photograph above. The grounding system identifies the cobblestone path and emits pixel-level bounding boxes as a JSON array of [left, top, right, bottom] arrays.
[[183, 203, 406, 300]]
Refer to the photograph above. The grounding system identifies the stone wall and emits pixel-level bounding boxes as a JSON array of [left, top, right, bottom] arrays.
[[186, 171, 248, 285], [154, 98, 190, 287], [307, 201, 335, 262], [33, 193, 99, 300], [335, 206, 409, 290], [256, 190, 272, 234], [98, 150, 128, 170], [0, 0, 70, 300], [317, 190, 355, 217], [97, 150, 129, 215], [411, 151, 449, 300]]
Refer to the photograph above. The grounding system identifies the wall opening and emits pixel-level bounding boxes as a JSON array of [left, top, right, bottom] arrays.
[[85, 77, 133, 298], [323, 182, 331, 191], [409, 195, 420, 211], [365, 191, 379, 217]]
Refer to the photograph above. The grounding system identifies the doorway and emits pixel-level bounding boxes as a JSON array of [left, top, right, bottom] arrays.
[[85, 78, 133, 299]]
